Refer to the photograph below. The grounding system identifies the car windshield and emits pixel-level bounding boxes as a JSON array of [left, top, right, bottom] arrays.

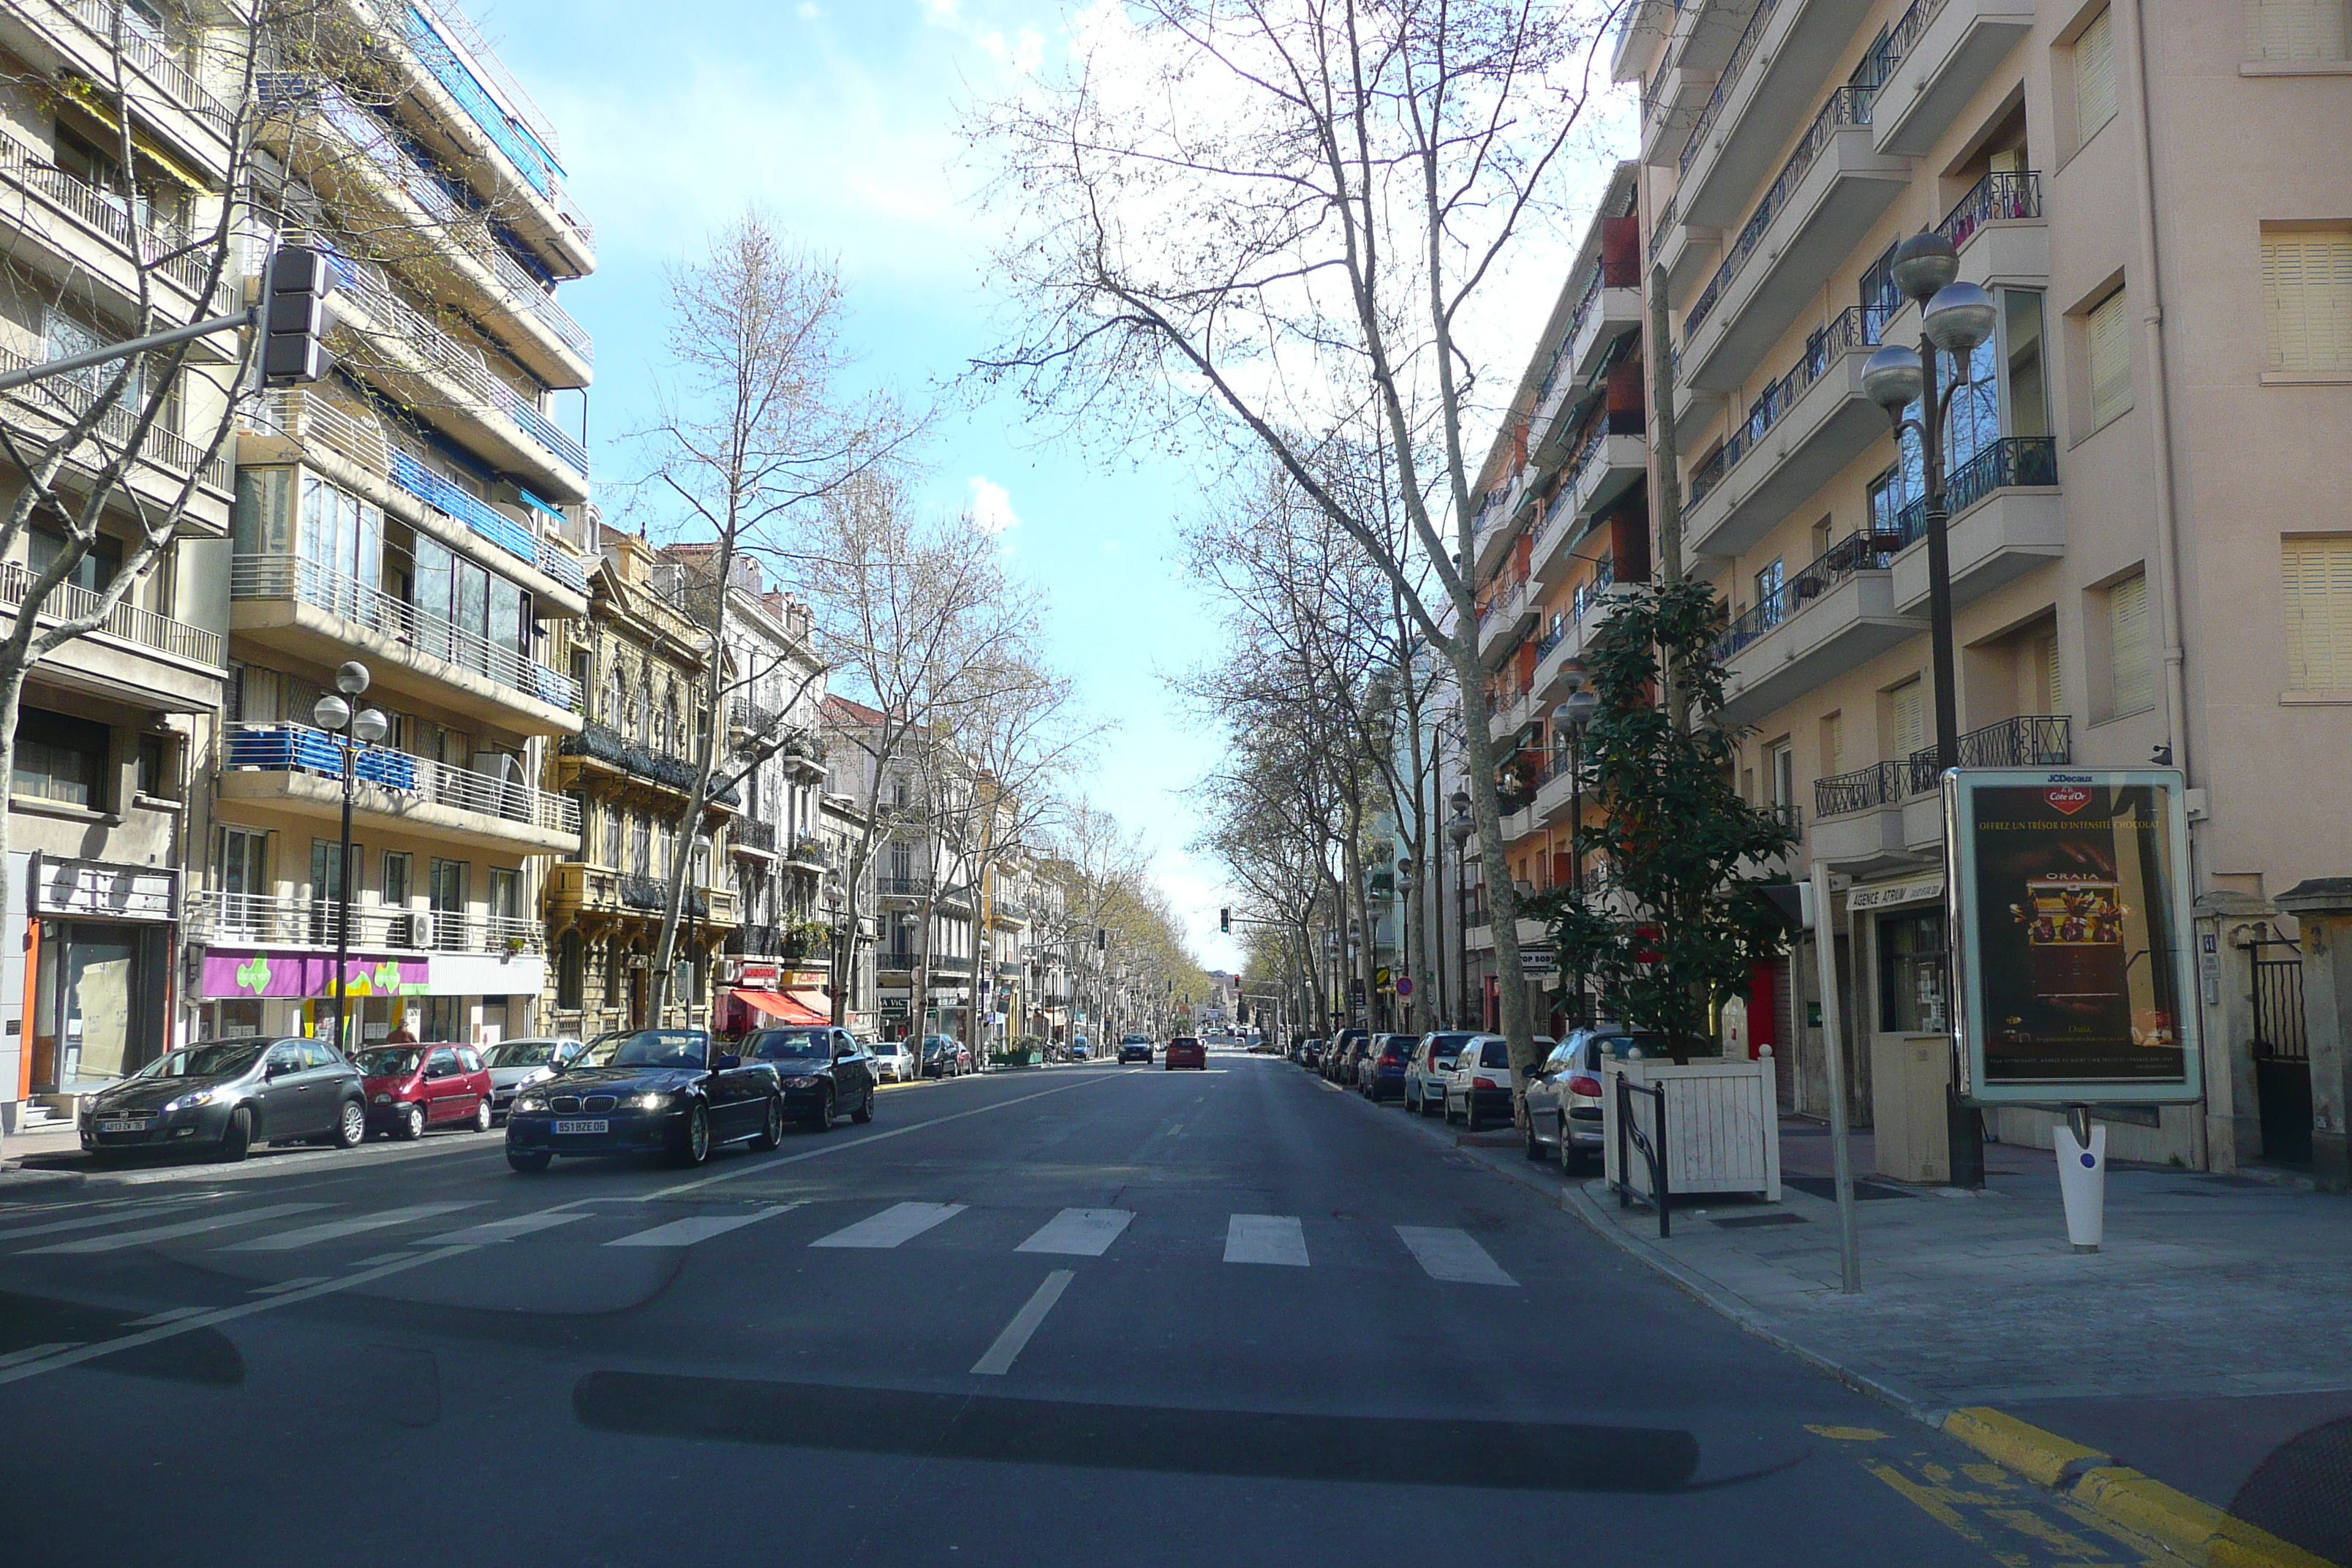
[[750, 1030, 831, 1060], [135, 1041, 267, 1080], [353, 1047, 422, 1078], [484, 1040, 562, 1068], [578, 1030, 708, 1070]]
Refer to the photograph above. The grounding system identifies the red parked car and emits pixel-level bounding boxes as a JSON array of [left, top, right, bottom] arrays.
[[1164, 1036, 1207, 1070], [354, 1043, 494, 1139]]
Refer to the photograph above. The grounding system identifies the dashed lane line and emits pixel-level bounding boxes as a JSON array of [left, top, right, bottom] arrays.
[[606, 1205, 800, 1248]]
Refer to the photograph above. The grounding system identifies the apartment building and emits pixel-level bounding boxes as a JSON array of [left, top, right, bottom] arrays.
[[0, 0, 244, 1126], [195, 0, 594, 1057], [1458, 160, 1655, 1037], [817, 784, 877, 1033], [538, 527, 739, 1034], [1616, 0, 2352, 1168]]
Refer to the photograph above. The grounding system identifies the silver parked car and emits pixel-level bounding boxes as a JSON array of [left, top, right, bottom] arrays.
[[1524, 1029, 1663, 1172], [1403, 1032, 1478, 1115], [868, 1038, 916, 1083], [480, 1036, 584, 1122]]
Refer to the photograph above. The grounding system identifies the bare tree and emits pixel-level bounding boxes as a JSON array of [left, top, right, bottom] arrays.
[[972, 0, 1622, 1084]]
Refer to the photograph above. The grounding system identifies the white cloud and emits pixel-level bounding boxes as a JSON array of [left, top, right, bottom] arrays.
[[967, 475, 1021, 535], [796, 1, 821, 15]]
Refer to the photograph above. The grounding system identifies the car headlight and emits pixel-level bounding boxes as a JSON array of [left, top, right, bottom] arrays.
[[515, 1093, 549, 1113], [629, 1091, 672, 1111], [161, 1089, 216, 1114], [783, 1074, 821, 1087], [372, 1093, 393, 1105]]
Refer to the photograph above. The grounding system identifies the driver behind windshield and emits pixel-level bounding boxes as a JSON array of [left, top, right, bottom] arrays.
[[576, 1030, 709, 1070], [747, 1029, 830, 1061]]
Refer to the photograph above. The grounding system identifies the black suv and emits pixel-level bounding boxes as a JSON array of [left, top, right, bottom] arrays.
[[1117, 1034, 1153, 1065], [745, 1026, 877, 1129]]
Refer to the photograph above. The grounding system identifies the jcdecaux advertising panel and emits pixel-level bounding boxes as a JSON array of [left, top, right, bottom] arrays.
[[1943, 769, 2202, 1107]]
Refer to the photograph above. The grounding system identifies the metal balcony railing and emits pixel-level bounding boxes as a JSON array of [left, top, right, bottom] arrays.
[[1687, 303, 1889, 510], [396, 2, 576, 220], [1570, 557, 1618, 622], [785, 836, 829, 867], [1936, 170, 2042, 252], [1711, 523, 1899, 663], [0, 118, 217, 296], [0, 557, 222, 667], [223, 721, 578, 834], [186, 888, 543, 954], [1868, 0, 1956, 95], [1875, 436, 2059, 546], [1681, 0, 1783, 176], [0, 340, 232, 494], [558, 720, 742, 805], [1684, 85, 1878, 342], [1649, 190, 1678, 266], [50, 0, 238, 133], [732, 817, 777, 853], [1813, 716, 2071, 818], [230, 553, 583, 712]]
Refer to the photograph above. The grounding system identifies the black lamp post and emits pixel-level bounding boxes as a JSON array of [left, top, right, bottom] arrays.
[[1395, 855, 1416, 1030], [1447, 789, 1474, 1030], [1861, 228, 1998, 1191], [1551, 664, 1599, 1029], [312, 660, 387, 1055]]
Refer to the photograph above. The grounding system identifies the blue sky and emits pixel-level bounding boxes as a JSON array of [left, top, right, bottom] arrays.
[[472, 0, 1246, 968]]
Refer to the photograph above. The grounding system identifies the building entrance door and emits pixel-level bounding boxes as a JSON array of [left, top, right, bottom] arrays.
[[2251, 945, 2311, 1166]]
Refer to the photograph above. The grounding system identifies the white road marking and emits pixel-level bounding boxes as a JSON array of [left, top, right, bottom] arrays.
[[606, 1205, 799, 1248], [0, 1343, 79, 1367], [1224, 1214, 1308, 1266], [1016, 1208, 1133, 1258], [248, 1275, 331, 1295], [349, 1251, 416, 1268], [1393, 1225, 1518, 1286], [18, 1202, 332, 1255], [427, 1212, 592, 1245], [811, 1202, 965, 1250], [218, 1202, 485, 1252], [0, 1195, 219, 1242], [123, 1305, 208, 1328], [970, 1270, 1074, 1376]]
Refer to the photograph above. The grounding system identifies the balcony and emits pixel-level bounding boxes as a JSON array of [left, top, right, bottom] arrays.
[[230, 554, 584, 735], [878, 875, 976, 911], [186, 889, 543, 957], [1676, 0, 1880, 232], [219, 721, 580, 854], [0, 340, 233, 539], [1476, 572, 1536, 667], [732, 817, 778, 856], [1533, 573, 1636, 704], [1812, 715, 2069, 872], [1685, 303, 1891, 562], [0, 558, 222, 712], [5, 0, 236, 176], [0, 118, 225, 318], [785, 835, 830, 872], [557, 720, 742, 810], [1678, 87, 1910, 396], [1486, 682, 1532, 744], [1559, 268, 1645, 400], [1469, 468, 1530, 580], [1641, 62, 1717, 168], [1714, 526, 1915, 725], [545, 863, 736, 927], [1870, 0, 2035, 157], [1885, 437, 2062, 614]]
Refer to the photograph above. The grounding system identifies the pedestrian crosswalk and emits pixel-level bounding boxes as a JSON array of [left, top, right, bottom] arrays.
[[4, 1197, 1521, 1284]]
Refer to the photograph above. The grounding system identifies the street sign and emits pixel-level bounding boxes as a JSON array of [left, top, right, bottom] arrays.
[[1394, 974, 1414, 998], [1518, 943, 1558, 976], [1945, 769, 2202, 1107], [1374, 966, 1392, 991]]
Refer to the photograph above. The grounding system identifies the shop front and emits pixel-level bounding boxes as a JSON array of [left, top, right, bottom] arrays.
[[195, 946, 546, 1049], [7, 854, 181, 1105], [715, 957, 835, 1036]]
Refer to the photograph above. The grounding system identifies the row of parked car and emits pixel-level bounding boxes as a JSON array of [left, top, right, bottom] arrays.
[[75, 1024, 984, 1169], [1288, 1025, 1659, 1173]]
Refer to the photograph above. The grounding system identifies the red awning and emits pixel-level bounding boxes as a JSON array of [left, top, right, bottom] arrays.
[[731, 989, 827, 1025]]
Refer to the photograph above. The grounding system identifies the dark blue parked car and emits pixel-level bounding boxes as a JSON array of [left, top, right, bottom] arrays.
[[1359, 1035, 1415, 1102]]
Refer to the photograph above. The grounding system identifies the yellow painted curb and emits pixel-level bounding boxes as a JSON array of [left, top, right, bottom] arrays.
[[1944, 1406, 2109, 1487]]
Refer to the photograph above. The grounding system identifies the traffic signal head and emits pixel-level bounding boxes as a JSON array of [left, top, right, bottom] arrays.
[[1219, 907, 1231, 933], [263, 246, 339, 386]]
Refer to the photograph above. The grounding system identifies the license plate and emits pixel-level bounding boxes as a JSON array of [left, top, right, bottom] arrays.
[[98, 1120, 148, 1134], [552, 1118, 608, 1135]]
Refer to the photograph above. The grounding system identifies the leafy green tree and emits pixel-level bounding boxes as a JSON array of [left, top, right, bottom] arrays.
[[1530, 580, 1798, 1063]]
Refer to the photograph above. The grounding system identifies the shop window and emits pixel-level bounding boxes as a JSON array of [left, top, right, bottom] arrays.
[[14, 707, 110, 810], [1877, 911, 1949, 1033]]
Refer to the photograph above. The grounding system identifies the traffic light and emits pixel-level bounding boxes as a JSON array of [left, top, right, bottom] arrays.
[[263, 246, 339, 385], [1096, 927, 1106, 951], [1218, 907, 1231, 933]]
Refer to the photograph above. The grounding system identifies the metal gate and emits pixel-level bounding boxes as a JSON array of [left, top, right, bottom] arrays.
[[2250, 946, 2311, 1166]]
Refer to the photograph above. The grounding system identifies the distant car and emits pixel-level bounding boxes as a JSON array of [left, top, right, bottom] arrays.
[[1117, 1034, 1153, 1065], [355, 1043, 494, 1139], [1298, 1039, 1325, 1070], [480, 1036, 584, 1121], [1359, 1035, 1415, 1102], [868, 1039, 916, 1083], [1441, 1035, 1518, 1131], [1164, 1035, 1207, 1070], [1325, 1028, 1369, 1083], [920, 1036, 973, 1077], [746, 1025, 876, 1129], [505, 1028, 783, 1171], [1405, 1033, 1477, 1115], [1070, 1041, 1090, 1060], [79, 1037, 366, 1161]]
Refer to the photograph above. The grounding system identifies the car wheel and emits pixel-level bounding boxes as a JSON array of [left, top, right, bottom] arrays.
[[1559, 1127, 1578, 1178], [216, 1107, 252, 1163], [1464, 1098, 1481, 1134], [473, 1096, 494, 1134], [508, 1149, 551, 1174], [334, 1098, 366, 1150], [1404, 1086, 1418, 1111], [1524, 1117, 1542, 1161], [851, 1087, 874, 1125], [751, 1093, 784, 1152], [809, 1087, 834, 1132], [672, 1102, 712, 1167], [397, 1102, 426, 1142]]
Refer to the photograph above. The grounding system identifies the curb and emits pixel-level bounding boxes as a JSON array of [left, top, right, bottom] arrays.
[[0, 1164, 85, 1192]]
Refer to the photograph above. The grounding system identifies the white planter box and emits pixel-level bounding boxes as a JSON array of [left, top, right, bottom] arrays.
[[1602, 1055, 1783, 1202]]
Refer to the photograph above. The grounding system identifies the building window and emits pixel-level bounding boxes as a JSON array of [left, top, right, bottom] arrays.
[[557, 929, 584, 1009], [2281, 535, 2352, 692], [2261, 227, 2352, 375], [1878, 911, 1949, 1033], [2086, 287, 2132, 429], [2108, 572, 2155, 718], [2249, 0, 2348, 61], [2002, 290, 2052, 437], [15, 708, 110, 810], [1888, 677, 1926, 761], [135, 733, 173, 799], [382, 851, 414, 946], [2073, 7, 2118, 148]]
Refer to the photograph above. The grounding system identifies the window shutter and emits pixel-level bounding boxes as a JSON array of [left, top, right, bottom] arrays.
[[2040, 634, 2065, 716], [2262, 228, 2352, 374], [2087, 289, 2132, 428], [2111, 574, 2154, 717], [1891, 680, 1926, 758], [2281, 535, 2352, 691], [2250, 0, 2348, 60], [2076, 8, 2119, 140]]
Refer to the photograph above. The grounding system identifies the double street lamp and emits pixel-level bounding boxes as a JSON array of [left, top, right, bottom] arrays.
[[1860, 229, 1995, 1189], [313, 660, 387, 1055]]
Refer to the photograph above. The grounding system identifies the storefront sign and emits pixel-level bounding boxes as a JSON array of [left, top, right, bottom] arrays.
[[200, 951, 429, 1000], [1518, 943, 1558, 976], [880, 998, 911, 1017], [1848, 875, 1944, 913], [1945, 769, 2202, 1107], [31, 854, 178, 920], [729, 960, 780, 986]]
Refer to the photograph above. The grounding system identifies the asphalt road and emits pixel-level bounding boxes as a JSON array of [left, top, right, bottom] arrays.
[[0, 1050, 2174, 1567]]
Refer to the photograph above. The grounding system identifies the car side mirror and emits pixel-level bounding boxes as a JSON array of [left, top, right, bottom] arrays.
[[715, 1052, 742, 1071]]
